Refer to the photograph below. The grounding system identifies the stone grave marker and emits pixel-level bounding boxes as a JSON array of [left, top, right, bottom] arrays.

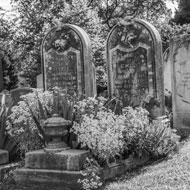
[[10, 87, 34, 107], [106, 17, 165, 115], [163, 47, 172, 94], [41, 24, 96, 97], [170, 34, 190, 133]]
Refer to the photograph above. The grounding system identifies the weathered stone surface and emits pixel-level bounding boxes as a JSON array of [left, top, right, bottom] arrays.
[[106, 17, 165, 116], [0, 162, 20, 181], [102, 162, 126, 181], [15, 154, 149, 189], [0, 149, 9, 165], [170, 34, 190, 133], [41, 24, 96, 97], [25, 149, 89, 171], [15, 168, 84, 190], [102, 155, 149, 181], [37, 74, 43, 89]]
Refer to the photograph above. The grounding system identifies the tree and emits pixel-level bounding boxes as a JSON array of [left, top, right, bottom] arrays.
[[0, 9, 18, 90], [173, 0, 190, 25], [7, 0, 173, 87]]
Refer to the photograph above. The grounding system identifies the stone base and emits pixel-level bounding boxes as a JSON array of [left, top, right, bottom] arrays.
[[0, 149, 9, 165], [15, 168, 84, 190], [102, 155, 149, 181], [0, 162, 20, 181], [15, 150, 149, 190], [25, 149, 89, 171]]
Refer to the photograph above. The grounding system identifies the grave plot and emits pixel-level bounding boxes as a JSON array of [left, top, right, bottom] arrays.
[[41, 24, 96, 97], [106, 17, 165, 116]]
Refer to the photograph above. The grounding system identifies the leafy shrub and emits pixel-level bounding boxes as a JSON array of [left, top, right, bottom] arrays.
[[73, 105, 179, 165], [7, 89, 53, 155], [72, 110, 126, 165], [73, 96, 107, 122], [123, 107, 179, 159]]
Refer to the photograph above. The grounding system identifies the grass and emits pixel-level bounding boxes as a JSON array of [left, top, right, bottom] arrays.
[[104, 140, 190, 190]]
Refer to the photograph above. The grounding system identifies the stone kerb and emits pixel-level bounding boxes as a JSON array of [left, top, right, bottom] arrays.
[[106, 17, 165, 116], [170, 34, 190, 134], [41, 24, 96, 97]]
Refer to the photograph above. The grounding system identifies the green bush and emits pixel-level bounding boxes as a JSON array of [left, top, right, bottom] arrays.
[[72, 110, 126, 165], [72, 105, 179, 165], [123, 107, 179, 159], [7, 89, 52, 155]]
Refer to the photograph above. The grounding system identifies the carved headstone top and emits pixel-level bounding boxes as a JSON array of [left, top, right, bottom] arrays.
[[41, 24, 96, 97], [106, 18, 165, 116]]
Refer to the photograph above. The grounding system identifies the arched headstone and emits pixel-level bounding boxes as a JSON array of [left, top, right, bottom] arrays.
[[170, 34, 190, 133], [106, 17, 165, 115], [41, 24, 96, 97]]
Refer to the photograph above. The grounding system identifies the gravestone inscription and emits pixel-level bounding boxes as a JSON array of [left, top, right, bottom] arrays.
[[106, 17, 165, 115], [42, 24, 96, 97], [170, 34, 190, 133]]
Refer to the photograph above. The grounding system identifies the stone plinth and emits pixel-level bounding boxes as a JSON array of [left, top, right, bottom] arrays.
[[15, 155, 149, 189], [0, 149, 9, 165], [15, 168, 84, 190], [25, 149, 89, 171]]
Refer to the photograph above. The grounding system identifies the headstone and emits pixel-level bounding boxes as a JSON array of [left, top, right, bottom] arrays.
[[41, 24, 96, 97], [0, 50, 5, 92], [106, 17, 165, 115], [163, 47, 172, 94], [170, 34, 190, 133], [10, 87, 34, 107]]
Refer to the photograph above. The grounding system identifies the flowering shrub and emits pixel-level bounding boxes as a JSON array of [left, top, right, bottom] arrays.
[[123, 107, 179, 159], [7, 89, 53, 155], [73, 96, 107, 123], [73, 105, 179, 164], [72, 110, 126, 165]]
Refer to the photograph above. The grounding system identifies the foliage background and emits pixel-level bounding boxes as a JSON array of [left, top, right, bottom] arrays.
[[0, 0, 181, 89]]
